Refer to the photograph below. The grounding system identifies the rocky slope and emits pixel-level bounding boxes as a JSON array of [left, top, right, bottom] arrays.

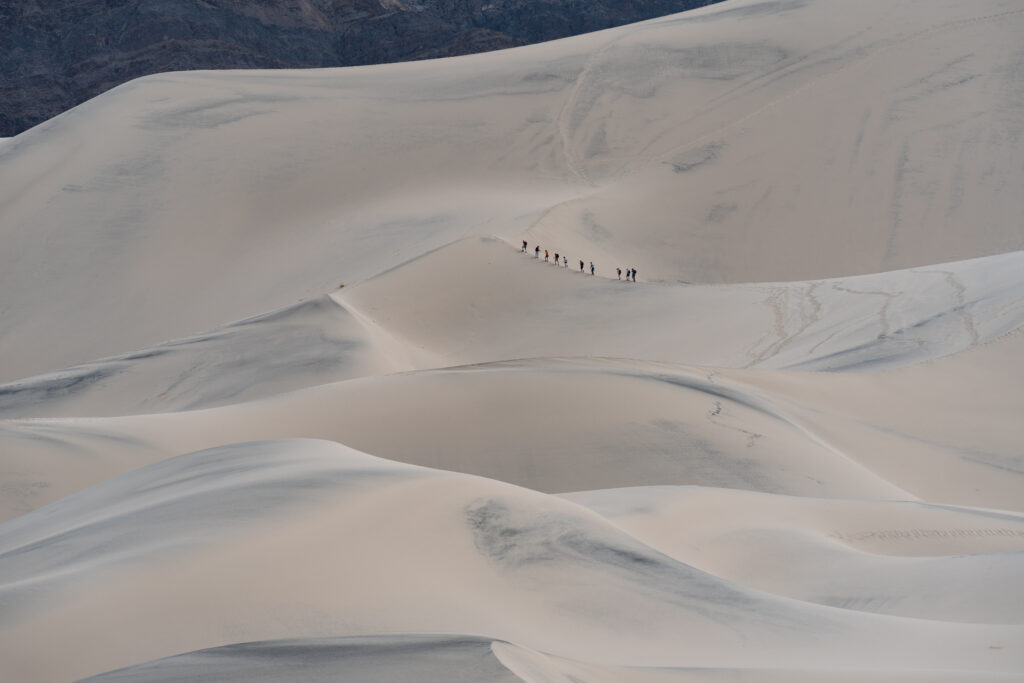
[[0, 0, 719, 137]]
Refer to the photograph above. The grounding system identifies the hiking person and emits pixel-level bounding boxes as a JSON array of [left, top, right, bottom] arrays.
[[579, 260, 584, 272], [631, 268, 637, 282], [590, 262, 595, 275], [522, 240, 528, 252], [616, 267, 621, 280], [554, 252, 559, 264], [535, 245, 540, 258], [545, 250, 549, 262], [563, 256, 568, 267]]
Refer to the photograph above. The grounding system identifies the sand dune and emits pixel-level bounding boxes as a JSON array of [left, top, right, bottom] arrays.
[[0, 358, 909, 520], [1, 0, 1023, 381], [80, 636, 527, 683], [1, 0, 1023, 681], [4, 237, 1023, 423], [2, 440, 1021, 682], [340, 237, 1024, 372], [83, 638, 1024, 683], [566, 485, 1024, 623], [0, 294, 431, 420], [2, 242, 1022, 520]]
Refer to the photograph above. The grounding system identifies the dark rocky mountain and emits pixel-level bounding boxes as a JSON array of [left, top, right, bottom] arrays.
[[1, 0, 721, 137]]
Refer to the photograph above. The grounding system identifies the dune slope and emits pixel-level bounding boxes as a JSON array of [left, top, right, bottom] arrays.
[[1, 0, 1023, 379], [2, 440, 1022, 681]]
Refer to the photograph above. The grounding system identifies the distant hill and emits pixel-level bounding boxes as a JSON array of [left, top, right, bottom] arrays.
[[0, 0, 720, 137]]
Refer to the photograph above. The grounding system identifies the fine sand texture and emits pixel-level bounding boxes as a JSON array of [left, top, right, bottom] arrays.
[[1, 0, 1023, 681]]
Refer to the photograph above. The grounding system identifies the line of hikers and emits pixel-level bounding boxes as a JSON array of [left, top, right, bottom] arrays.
[[522, 240, 636, 282]]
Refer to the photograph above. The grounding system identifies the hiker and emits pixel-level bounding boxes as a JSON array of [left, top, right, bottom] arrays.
[[590, 262, 595, 275], [616, 267, 621, 280], [554, 252, 559, 264], [522, 240, 527, 252], [563, 256, 568, 267], [631, 268, 637, 282], [579, 260, 584, 272], [545, 250, 549, 262], [535, 245, 540, 258]]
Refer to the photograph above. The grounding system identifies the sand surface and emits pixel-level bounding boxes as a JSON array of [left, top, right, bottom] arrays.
[[1, 0, 1023, 681]]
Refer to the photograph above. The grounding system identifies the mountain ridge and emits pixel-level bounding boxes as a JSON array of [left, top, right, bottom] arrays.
[[0, 0, 720, 137]]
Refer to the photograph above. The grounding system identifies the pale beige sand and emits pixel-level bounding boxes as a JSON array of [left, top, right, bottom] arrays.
[[1, 0, 1023, 380], [565, 485, 1024, 622], [1, 441, 1021, 682], [2, 242, 1022, 519], [1, 0, 1023, 681]]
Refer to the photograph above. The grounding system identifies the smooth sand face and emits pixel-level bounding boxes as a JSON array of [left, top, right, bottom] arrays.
[[1, 0, 1023, 382], [1, 0, 1024, 681]]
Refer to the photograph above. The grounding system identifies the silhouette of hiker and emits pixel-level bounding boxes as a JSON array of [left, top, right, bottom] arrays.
[[616, 267, 621, 280], [563, 256, 568, 267], [590, 262, 595, 275], [545, 250, 549, 262], [535, 245, 540, 258], [631, 268, 637, 282], [554, 252, 559, 264], [579, 260, 584, 272], [522, 240, 527, 252]]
